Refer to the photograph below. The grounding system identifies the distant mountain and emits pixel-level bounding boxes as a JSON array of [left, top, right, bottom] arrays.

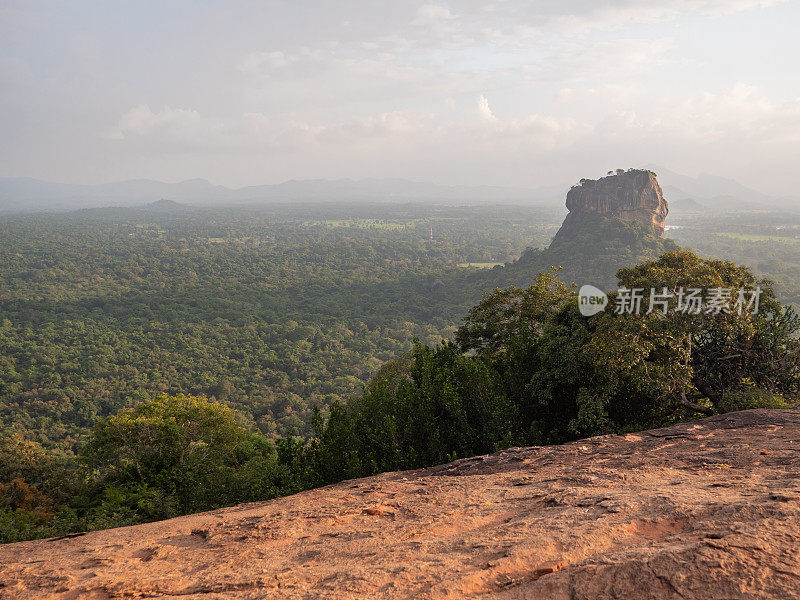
[[1, 168, 790, 214], [0, 177, 229, 212], [666, 197, 706, 214], [0, 177, 560, 213], [643, 165, 777, 210], [230, 178, 562, 205], [146, 199, 189, 212]]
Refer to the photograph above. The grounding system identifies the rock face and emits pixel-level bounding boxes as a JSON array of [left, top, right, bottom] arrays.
[[2, 408, 800, 599], [554, 169, 668, 243]]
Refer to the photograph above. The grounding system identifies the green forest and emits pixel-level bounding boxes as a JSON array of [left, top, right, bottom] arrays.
[[0, 202, 562, 450], [2, 201, 800, 542]]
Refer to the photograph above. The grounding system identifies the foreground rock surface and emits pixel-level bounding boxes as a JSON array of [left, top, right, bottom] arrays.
[[2, 409, 800, 599], [554, 169, 669, 242]]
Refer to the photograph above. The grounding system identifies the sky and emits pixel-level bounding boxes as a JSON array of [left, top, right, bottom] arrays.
[[1, 0, 799, 195]]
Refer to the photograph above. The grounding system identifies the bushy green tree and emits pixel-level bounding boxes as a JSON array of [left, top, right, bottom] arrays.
[[309, 250, 800, 477], [466, 250, 800, 441], [456, 269, 573, 356], [83, 394, 292, 522], [0, 435, 82, 542], [307, 341, 516, 485], [614, 250, 800, 415]]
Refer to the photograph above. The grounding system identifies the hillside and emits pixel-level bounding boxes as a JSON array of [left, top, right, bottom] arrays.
[[2, 408, 799, 599]]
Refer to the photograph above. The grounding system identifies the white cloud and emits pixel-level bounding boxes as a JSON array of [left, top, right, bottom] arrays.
[[102, 80, 800, 155], [316, 110, 438, 144], [384, 0, 790, 50], [100, 105, 206, 141], [477, 95, 495, 120], [575, 82, 800, 151], [238, 51, 292, 73], [499, 0, 788, 36], [101, 105, 438, 152], [538, 38, 675, 82], [556, 84, 640, 104], [413, 4, 457, 25], [97, 78, 800, 193], [670, 83, 800, 142], [4, 0, 799, 192]]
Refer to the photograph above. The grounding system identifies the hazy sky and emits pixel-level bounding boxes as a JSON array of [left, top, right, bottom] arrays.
[[2, 1, 799, 194]]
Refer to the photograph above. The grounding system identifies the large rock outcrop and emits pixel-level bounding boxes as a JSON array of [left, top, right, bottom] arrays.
[[554, 169, 668, 243], [2, 408, 800, 599]]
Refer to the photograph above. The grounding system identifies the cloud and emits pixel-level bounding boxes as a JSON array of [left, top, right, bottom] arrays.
[[317, 110, 436, 143], [490, 0, 787, 35], [238, 51, 292, 73], [4, 0, 798, 192], [477, 95, 495, 120], [235, 47, 331, 82], [670, 83, 800, 142], [102, 80, 800, 159], [555, 83, 641, 104], [413, 4, 457, 25], [100, 105, 206, 141], [573, 82, 800, 152], [100, 105, 437, 152], [537, 38, 675, 82], [372, 0, 789, 51]]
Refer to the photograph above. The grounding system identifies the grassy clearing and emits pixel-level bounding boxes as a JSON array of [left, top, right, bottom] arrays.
[[458, 262, 505, 268], [301, 219, 420, 230], [716, 233, 800, 243]]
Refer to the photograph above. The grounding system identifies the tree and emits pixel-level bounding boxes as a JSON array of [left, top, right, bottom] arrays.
[[456, 270, 572, 357], [83, 394, 291, 521], [455, 250, 799, 442], [614, 250, 800, 415], [308, 342, 516, 485], [0, 435, 79, 543]]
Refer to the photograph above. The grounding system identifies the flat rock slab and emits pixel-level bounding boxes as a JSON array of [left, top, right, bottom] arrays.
[[2, 409, 800, 599]]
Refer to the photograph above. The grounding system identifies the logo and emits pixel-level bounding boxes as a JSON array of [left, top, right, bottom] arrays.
[[576, 284, 762, 316], [578, 285, 608, 316]]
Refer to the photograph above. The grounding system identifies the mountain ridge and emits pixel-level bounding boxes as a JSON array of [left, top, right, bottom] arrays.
[[1, 168, 791, 213], [0, 177, 556, 213]]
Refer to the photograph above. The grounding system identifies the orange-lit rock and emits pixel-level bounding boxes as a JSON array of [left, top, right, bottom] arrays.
[[2, 409, 799, 599], [554, 169, 669, 242]]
